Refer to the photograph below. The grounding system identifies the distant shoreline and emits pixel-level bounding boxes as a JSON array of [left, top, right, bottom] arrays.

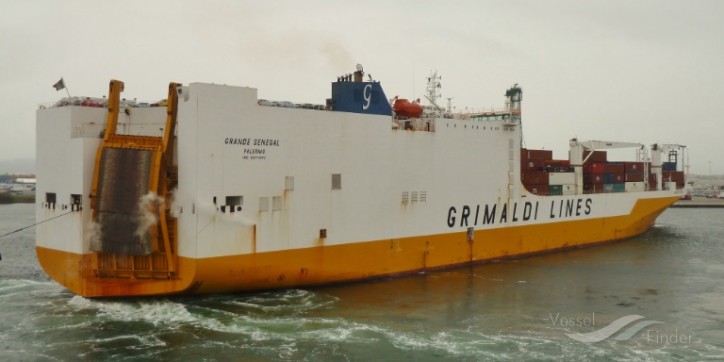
[[672, 196, 724, 208], [0, 193, 35, 204]]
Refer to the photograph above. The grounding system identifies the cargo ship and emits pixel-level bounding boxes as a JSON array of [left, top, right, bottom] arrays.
[[35, 66, 687, 297]]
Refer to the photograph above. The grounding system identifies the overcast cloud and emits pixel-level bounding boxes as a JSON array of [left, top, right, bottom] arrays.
[[1, 0, 722, 174]]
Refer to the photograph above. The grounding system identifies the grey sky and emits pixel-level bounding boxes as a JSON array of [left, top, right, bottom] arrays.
[[1, 0, 722, 174]]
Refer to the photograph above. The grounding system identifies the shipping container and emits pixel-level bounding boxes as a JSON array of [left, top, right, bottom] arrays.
[[522, 149, 553, 161], [625, 172, 644, 182], [544, 160, 563, 167], [662, 171, 685, 188], [546, 166, 574, 172], [521, 159, 545, 171], [543, 160, 573, 172], [625, 182, 645, 192], [584, 183, 605, 193], [544, 159, 572, 167], [525, 184, 548, 195], [648, 173, 658, 190], [548, 185, 563, 196], [522, 170, 549, 185], [549, 172, 576, 185], [662, 162, 677, 172], [603, 173, 625, 184], [624, 162, 645, 173], [562, 184, 576, 195], [584, 173, 604, 184], [603, 163, 625, 174], [603, 183, 625, 193], [662, 171, 684, 182], [584, 163, 606, 174]]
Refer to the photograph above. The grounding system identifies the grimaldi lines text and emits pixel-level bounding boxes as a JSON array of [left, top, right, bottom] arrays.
[[447, 197, 594, 228]]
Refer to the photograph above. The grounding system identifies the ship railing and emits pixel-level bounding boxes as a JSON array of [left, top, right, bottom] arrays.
[[41, 96, 168, 110], [257, 99, 326, 110], [392, 117, 436, 132]]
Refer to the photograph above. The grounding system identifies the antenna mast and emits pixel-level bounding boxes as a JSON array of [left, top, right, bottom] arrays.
[[424, 71, 443, 112]]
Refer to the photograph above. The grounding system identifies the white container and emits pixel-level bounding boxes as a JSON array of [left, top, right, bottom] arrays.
[[549, 172, 575, 185], [562, 184, 576, 195], [625, 182, 645, 192]]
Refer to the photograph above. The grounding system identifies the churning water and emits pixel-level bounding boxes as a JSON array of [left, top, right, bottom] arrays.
[[1, 203, 723, 361]]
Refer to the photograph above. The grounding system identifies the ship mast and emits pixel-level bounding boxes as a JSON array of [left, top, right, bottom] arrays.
[[505, 83, 522, 117], [424, 71, 444, 113]]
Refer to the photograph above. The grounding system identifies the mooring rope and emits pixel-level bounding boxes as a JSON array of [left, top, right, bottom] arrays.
[[0, 210, 74, 240]]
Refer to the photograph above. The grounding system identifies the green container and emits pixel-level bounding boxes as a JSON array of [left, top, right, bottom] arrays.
[[548, 185, 563, 196], [603, 183, 625, 193]]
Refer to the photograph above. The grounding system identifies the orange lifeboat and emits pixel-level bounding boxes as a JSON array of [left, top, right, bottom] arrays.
[[392, 97, 423, 118]]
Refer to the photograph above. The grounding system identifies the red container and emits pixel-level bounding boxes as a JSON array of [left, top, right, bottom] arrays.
[[525, 184, 548, 195], [544, 160, 563, 167], [584, 163, 606, 174], [625, 172, 644, 182], [523, 149, 553, 161], [662, 171, 685, 188], [522, 170, 549, 184], [662, 171, 684, 182], [583, 150, 607, 163], [521, 159, 545, 170], [584, 173, 604, 183], [648, 173, 658, 189], [604, 163, 625, 174], [624, 162, 645, 173]]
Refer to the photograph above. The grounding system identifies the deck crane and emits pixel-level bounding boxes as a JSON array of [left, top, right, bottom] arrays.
[[569, 139, 651, 194]]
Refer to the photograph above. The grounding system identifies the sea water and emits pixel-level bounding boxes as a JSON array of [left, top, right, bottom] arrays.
[[1, 203, 723, 361]]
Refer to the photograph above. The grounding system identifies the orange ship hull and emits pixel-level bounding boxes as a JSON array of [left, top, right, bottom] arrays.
[[36, 196, 678, 297]]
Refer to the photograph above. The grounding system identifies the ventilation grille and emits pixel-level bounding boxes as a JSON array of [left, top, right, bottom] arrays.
[[402, 191, 427, 204]]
